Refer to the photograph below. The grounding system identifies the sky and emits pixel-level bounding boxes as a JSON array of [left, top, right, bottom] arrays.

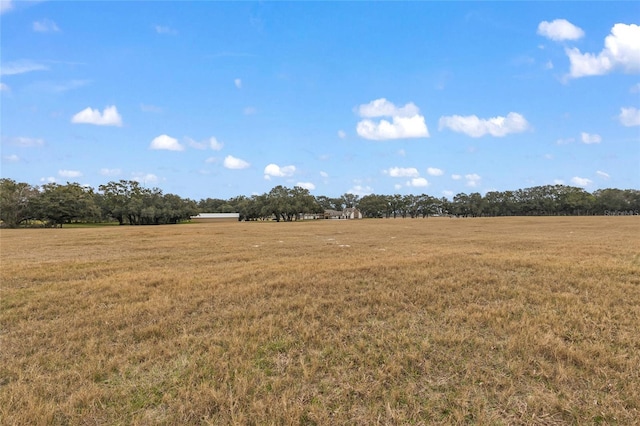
[[1, 1, 639, 200]]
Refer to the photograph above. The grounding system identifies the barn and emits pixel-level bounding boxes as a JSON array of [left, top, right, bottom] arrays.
[[190, 213, 240, 223]]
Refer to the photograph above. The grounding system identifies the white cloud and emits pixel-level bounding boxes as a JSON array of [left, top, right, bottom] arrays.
[[356, 98, 429, 140], [566, 23, 640, 78], [320, 171, 329, 178], [234, 78, 242, 89], [442, 190, 454, 198], [0, 60, 48, 76], [8, 136, 44, 147], [155, 25, 177, 35], [224, 155, 250, 170], [407, 177, 429, 187], [2, 154, 19, 163], [357, 115, 429, 140], [0, 82, 9, 92], [553, 179, 565, 185], [358, 98, 420, 118], [571, 176, 592, 187], [465, 173, 481, 187], [296, 182, 315, 191], [99, 168, 121, 176], [33, 19, 60, 32], [619, 107, 640, 127], [348, 185, 373, 196], [438, 112, 529, 137], [631, 83, 640, 94], [132, 173, 159, 185], [205, 157, 218, 164], [264, 163, 296, 179], [596, 170, 610, 179], [209, 137, 224, 151], [385, 167, 419, 178], [537, 19, 584, 41], [0, 0, 14, 14], [41, 176, 56, 183], [394, 184, 403, 190], [337, 130, 346, 139], [150, 134, 184, 151], [544, 60, 554, 70], [243, 106, 257, 115], [580, 132, 602, 144], [397, 149, 406, 157], [59, 169, 82, 178], [71, 105, 123, 126], [451, 174, 462, 180], [427, 167, 444, 176]]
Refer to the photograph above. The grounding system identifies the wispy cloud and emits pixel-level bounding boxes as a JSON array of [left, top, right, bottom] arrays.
[[580, 132, 602, 144], [132, 173, 159, 185], [0, 0, 14, 15], [347, 184, 373, 196], [619, 107, 640, 127], [596, 170, 610, 179], [33, 19, 60, 33], [29, 79, 90, 93], [7, 136, 44, 147], [140, 103, 163, 113], [2, 154, 20, 163], [571, 176, 592, 187], [426, 167, 444, 176], [99, 168, 122, 176], [234, 78, 242, 89], [296, 182, 315, 191], [439, 112, 529, 138], [155, 25, 177, 35], [465, 173, 482, 187], [0, 60, 48, 76], [59, 169, 83, 178]]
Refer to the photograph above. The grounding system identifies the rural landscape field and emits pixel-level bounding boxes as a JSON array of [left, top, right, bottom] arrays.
[[1, 217, 639, 424]]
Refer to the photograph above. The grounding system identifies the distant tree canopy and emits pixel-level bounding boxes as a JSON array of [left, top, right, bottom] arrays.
[[0, 178, 638, 228]]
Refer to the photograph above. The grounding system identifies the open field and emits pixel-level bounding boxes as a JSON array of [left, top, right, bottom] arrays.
[[1, 217, 639, 425]]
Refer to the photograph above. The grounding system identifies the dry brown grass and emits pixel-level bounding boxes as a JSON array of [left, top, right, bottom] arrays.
[[1, 217, 639, 425]]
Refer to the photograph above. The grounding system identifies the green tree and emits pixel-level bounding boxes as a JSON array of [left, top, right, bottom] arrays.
[[0, 178, 38, 227], [34, 182, 99, 227]]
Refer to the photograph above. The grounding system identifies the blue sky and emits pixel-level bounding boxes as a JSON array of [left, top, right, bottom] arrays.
[[1, 1, 639, 200]]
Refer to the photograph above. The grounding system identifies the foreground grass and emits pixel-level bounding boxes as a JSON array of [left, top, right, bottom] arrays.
[[1, 217, 639, 425]]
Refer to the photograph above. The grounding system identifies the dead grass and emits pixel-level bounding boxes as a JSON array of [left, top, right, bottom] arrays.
[[1, 217, 639, 425]]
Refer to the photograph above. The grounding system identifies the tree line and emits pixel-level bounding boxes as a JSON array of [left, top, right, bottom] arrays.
[[1, 178, 638, 228]]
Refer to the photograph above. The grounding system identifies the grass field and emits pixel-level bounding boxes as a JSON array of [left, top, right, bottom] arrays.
[[1, 217, 639, 425]]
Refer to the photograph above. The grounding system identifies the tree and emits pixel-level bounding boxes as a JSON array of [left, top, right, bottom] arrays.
[[358, 194, 388, 218], [0, 178, 38, 227], [341, 193, 360, 209], [34, 182, 99, 227], [98, 180, 143, 225]]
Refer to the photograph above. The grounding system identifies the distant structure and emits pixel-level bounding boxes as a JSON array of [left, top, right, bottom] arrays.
[[323, 208, 362, 219], [190, 213, 239, 223]]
